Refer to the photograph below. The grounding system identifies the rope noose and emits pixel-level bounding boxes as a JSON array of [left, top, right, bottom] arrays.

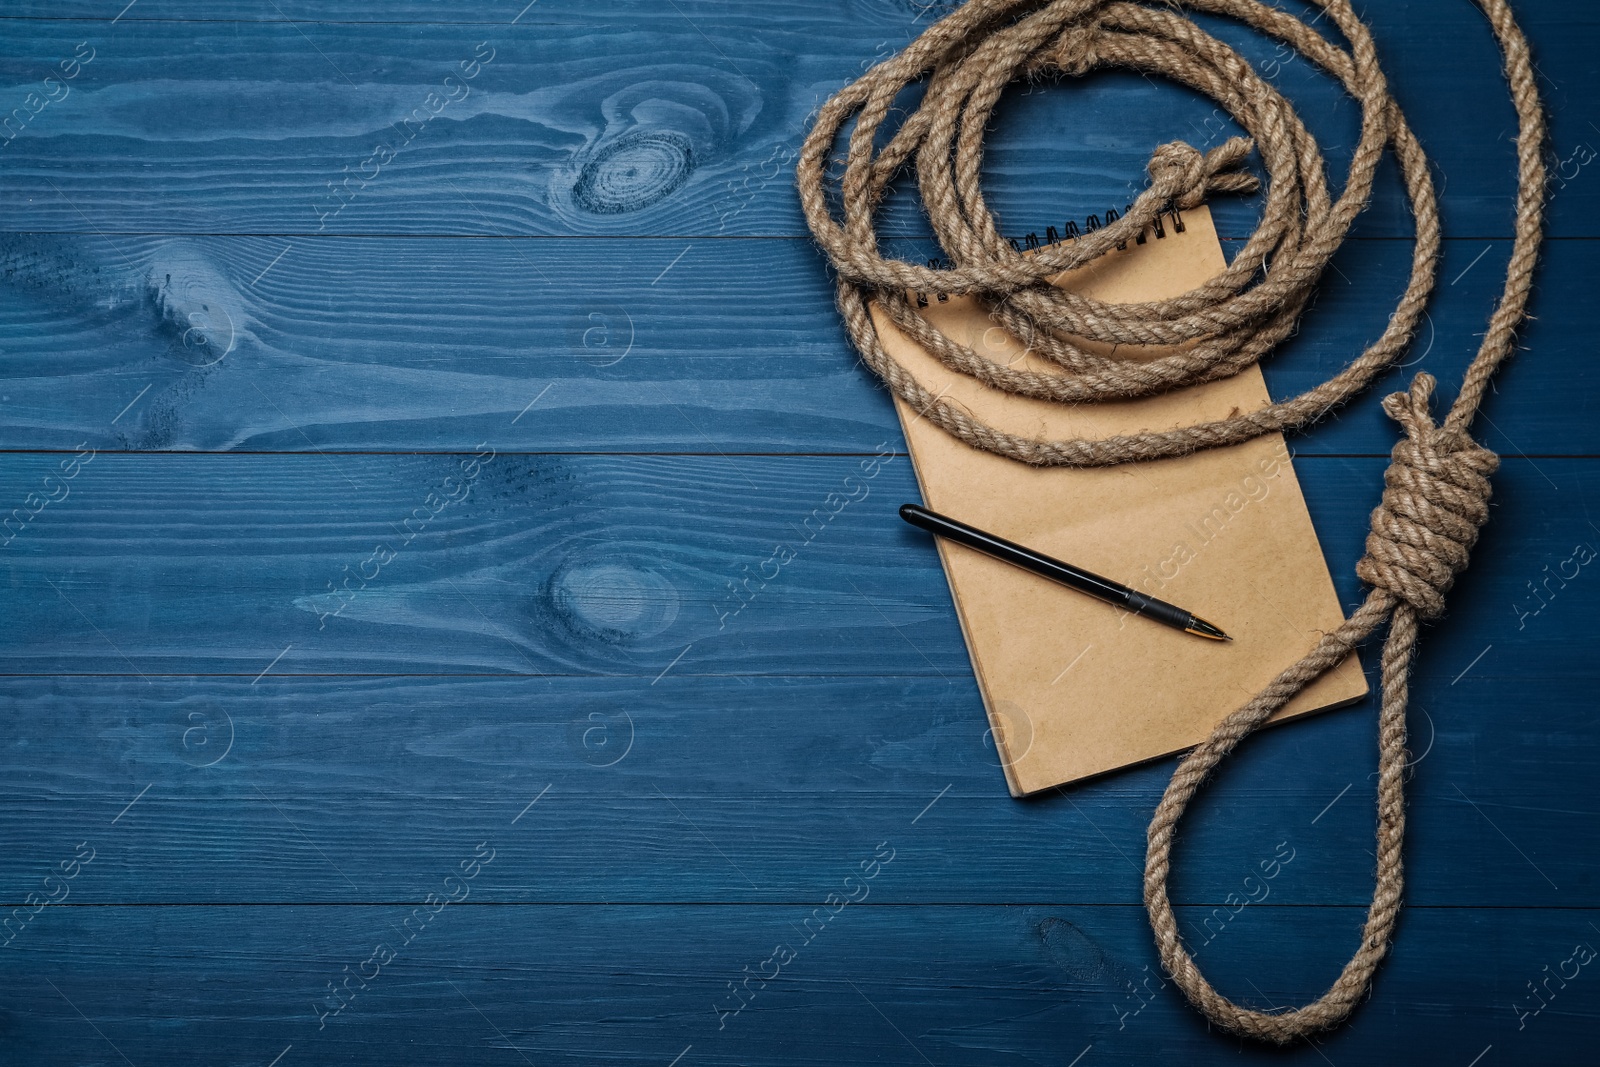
[[797, 0, 1545, 1041]]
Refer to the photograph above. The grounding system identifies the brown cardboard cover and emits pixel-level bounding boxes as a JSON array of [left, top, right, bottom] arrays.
[[874, 206, 1367, 795]]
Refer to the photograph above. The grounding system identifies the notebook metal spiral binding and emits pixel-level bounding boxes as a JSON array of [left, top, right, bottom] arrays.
[[912, 203, 1186, 307]]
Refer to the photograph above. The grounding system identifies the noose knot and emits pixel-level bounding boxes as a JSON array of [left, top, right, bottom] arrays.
[[1145, 138, 1261, 210], [1355, 373, 1500, 619]]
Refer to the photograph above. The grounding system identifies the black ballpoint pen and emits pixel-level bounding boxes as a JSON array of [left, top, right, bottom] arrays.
[[899, 503, 1231, 641]]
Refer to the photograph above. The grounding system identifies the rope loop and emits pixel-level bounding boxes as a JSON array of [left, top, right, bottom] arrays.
[[797, 0, 1446, 467], [1356, 373, 1501, 619], [799, 0, 1546, 1043]]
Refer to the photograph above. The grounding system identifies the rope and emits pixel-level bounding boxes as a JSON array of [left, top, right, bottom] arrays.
[[797, 0, 1545, 1043]]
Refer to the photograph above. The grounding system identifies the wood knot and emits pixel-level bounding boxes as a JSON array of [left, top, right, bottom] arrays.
[[1355, 373, 1500, 618]]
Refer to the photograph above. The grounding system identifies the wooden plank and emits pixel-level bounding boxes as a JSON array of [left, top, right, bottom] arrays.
[[0, 664, 1590, 907], [2, 903, 1593, 1063], [0, 454, 1591, 676], [0, 0, 919, 23], [0, 233, 1589, 455], [0, 3, 1593, 238], [0, 13, 875, 237], [0, 232, 896, 454], [0, 454, 1591, 906]]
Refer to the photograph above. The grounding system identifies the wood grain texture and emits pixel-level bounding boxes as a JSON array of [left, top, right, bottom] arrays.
[[1, 1, 1595, 1062], [5, 0, 929, 21], [0, 454, 1592, 676], [0, 232, 1590, 455], [0, 668, 1588, 908], [3, 905, 1595, 1064], [0, 2, 1594, 238]]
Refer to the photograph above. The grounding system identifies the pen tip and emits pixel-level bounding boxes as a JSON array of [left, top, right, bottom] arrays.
[[1186, 616, 1231, 642]]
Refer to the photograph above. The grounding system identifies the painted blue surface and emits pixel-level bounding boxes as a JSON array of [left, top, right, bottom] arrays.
[[0, 2, 1596, 1065]]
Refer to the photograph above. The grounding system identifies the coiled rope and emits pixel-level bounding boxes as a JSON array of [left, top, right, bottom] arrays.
[[797, 0, 1544, 1042]]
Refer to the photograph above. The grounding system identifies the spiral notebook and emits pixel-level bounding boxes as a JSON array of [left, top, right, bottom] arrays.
[[872, 205, 1367, 795]]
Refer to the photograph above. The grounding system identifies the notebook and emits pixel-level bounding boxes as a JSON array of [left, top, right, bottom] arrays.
[[872, 205, 1367, 795]]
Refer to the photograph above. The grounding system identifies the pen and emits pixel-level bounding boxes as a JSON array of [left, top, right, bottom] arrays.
[[898, 503, 1231, 641]]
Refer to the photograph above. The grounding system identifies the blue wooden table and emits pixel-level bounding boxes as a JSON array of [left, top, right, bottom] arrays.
[[1, 1, 1595, 1063]]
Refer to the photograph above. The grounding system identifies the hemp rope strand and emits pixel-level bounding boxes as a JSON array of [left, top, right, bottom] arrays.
[[797, 0, 1545, 1042]]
